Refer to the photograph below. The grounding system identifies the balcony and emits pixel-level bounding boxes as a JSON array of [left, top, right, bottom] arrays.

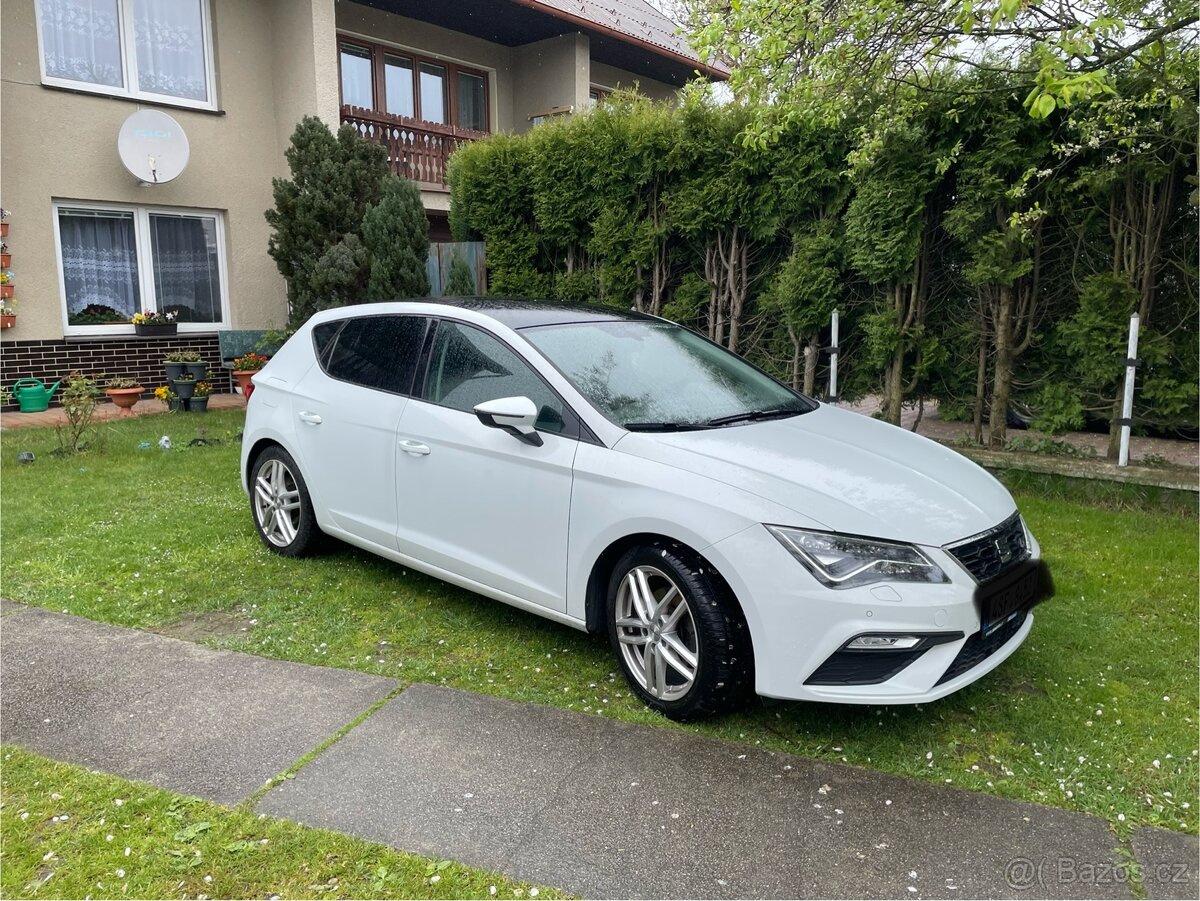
[[341, 106, 488, 191]]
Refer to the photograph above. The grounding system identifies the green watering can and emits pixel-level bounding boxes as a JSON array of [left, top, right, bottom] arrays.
[[12, 378, 61, 413]]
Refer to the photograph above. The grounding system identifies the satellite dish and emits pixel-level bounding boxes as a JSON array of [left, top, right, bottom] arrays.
[[118, 110, 190, 185]]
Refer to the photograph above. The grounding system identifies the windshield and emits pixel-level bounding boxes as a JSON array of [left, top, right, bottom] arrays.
[[522, 320, 815, 430]]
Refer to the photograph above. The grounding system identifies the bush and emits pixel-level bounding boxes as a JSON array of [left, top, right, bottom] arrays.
[[363, 177, 431, 300]]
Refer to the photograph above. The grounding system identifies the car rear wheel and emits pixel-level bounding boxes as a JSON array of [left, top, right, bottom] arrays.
[[250, 446, 321, 557], [607, 543, 753, 720]]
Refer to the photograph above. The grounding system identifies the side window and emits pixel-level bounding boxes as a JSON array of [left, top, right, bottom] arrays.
[[422, 321, 567, 434], [312, 321, 343, 365], [323, 315, 428, 394]]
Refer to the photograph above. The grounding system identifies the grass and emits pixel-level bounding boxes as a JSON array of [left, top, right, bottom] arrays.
[[0, 745, 561, 900], [1, 410, 1196, 839]]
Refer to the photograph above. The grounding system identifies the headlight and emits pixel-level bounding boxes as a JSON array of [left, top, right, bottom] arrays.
[[766, 526, 949, 589]]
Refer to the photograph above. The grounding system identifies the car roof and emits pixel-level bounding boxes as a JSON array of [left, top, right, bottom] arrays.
[[397, 297, 658, 329]]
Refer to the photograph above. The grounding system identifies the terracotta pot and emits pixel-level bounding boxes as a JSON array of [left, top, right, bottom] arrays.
[[0, 314, 14, 329], [233, 370, 257, 399], [0, 223, 8, 238], [0, 253, 10, 267], [105, 387, 144, 415], [0, 285, 12, 299]]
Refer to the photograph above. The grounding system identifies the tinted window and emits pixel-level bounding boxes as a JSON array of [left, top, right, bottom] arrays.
[[312, 321, 343, 364], [422, 321, 566, 433], [324, 315, 428, 394]]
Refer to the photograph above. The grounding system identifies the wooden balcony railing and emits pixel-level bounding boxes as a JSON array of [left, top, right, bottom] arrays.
[[340, 106, 488, 191]]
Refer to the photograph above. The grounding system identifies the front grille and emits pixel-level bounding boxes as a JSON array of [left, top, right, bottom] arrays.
[[946, 513, 1029, 583], [935, 612, 1026, 685]]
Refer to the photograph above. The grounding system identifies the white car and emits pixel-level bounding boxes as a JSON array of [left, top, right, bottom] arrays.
[[241, 300, 1052, 719]]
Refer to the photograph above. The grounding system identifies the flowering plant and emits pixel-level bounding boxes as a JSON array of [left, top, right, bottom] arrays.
[[0, 300, 15, 315], [105, 376, 141, 390], [232, 352, 269, 371], [193, 380, 214, 398], [154, 385, 178, 407], [131, 310, 177, 326]]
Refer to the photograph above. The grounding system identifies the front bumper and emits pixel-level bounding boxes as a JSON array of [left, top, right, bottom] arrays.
[[706, 524, 1050, 704]]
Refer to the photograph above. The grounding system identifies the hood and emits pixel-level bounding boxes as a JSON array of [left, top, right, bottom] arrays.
[[613, 405, 1016, 547]]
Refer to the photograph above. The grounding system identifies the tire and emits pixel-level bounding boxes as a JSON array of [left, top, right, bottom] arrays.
[[249, 445, 323, 557], [606, 542, 753, 720]]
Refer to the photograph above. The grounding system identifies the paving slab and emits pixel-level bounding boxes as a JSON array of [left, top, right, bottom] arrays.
[[1131, 827, 1199, 900], [0, 606, 396, 805], [258, 684, 1132, 900]]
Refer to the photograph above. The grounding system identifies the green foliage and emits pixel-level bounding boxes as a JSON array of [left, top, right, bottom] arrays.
[[363, 176, 431, 300], [55, 371, 100, 455], [265, 117, 390, 328], [444, 252, 477, 296]]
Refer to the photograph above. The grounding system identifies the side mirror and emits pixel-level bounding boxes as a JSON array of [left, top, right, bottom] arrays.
[[473, 396, 544, 447]]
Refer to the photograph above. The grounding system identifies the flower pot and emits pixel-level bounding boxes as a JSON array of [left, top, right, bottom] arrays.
[[187, 396, 210, 413], [164, 362, 186, 380], [168, 398, 184, 412], [0, 285, 12, 299], [233, 370, 257, 399], [0, 253, 10, 268], [184, 362, 207, 380], [0, 223, 8, 238], [105, 387, 144, 416], [134, 323, 178, 337], [172, 379, 196, 400], [0, 314, 14, 329]]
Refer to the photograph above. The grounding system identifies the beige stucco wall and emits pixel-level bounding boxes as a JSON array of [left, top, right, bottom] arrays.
[[512, 32, 591, 133], [589, 61, 677, 102], [0, 0, 320, 341]]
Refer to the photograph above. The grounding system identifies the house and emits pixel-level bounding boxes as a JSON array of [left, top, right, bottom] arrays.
[[0, 0, 723, 398]]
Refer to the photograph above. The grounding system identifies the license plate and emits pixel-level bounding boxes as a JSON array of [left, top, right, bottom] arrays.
[[978, 560, 1051, 636]]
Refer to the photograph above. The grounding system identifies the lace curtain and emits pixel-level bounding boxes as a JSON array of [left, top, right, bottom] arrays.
[[59, 210, 140, 320], [38, 0, 208, 102], [38, 0, 123, 88], [150, 215, 221, 323]]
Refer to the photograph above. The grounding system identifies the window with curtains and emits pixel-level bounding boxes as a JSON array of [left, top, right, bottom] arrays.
[[35, 0, 215, 108], [56, 204, 227, 332], [338, 37, 490, 133]]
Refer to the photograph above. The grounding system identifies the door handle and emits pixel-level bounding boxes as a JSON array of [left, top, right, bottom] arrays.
[[398, 438, 431, 456], [298, 411, 322, 425]]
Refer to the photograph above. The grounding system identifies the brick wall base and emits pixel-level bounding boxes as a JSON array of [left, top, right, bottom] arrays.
[[1, 334, 232, 412]]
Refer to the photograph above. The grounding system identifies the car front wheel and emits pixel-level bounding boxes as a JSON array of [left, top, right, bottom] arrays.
[[606, 543, 753, 720], [250, 446, 321, 557]]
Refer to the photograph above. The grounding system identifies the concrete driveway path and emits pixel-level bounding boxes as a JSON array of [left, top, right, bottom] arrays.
[[2, 601, 1195, 900]]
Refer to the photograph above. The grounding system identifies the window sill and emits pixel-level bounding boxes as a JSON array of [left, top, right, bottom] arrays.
[[65, 328, 223, 343], [41, 82, 225, 116]]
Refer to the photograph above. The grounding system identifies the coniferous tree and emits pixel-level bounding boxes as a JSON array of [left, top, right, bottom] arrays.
[[445, 252, 477, 295], [363, 176, 431, 300]]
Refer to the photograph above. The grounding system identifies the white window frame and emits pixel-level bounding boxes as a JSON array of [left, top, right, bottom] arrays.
[[53, 200, 231, 337], [34, 0, 218, 111]]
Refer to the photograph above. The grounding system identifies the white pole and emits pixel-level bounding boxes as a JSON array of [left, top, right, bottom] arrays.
[[829, 309, 839, 403], [1118, 312, 1140, 467]]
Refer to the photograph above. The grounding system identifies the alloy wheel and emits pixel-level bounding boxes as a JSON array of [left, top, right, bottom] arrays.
[[614, 565, 699, 701], [253, 457, 303, 547]]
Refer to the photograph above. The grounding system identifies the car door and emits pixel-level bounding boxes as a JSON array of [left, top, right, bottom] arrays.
[[289, 314, 429, 550], [394, 318, 579, 612]]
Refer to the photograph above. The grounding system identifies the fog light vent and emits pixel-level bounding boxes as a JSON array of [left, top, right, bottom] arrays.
[[846, 635, 921, 650]]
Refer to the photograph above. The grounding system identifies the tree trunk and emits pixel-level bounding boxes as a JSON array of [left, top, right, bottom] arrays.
[[1106, 388, 1123, 461], [788, 325, 802, 391], [988, 286, 1014, 447], [803, 334, 820, 396], [973, 311, 988, 445]]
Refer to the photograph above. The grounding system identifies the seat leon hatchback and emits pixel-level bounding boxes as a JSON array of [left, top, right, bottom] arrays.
[[241, 299, 1052, 720]]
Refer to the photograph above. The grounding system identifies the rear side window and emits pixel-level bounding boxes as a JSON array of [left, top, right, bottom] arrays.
[[312, 321, 343, 365], [323, 315, 428, 395]]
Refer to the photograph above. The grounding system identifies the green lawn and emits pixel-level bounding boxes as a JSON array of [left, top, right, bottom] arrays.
[[2, 410, 1196, 837], [0, 746, 560, 900]]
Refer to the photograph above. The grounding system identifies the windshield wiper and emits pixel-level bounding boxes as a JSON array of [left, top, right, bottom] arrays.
[[623, 421, 713, 432], [703, 407, 803, 427]]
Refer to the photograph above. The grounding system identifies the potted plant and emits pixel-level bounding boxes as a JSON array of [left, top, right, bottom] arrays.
[[0, 300, 14, 329], [0, 241, 9, 268], [172, 371, 197, 400], [104, 376, 144, 416], [154, 384, 183, 412], [178, 350, 207, 380], [131, 310, 178, 337], [0, 268, 12, 300], [163, 350, 187, 381], [189, 380, 213, 413], [231, 352, 269, 397]]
